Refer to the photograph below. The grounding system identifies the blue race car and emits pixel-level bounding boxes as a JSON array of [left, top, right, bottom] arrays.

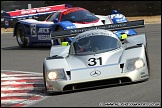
[[3, 4, 137, 48]]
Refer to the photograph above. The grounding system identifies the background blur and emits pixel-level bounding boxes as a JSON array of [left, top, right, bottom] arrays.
[[1, 1, 161, 27]]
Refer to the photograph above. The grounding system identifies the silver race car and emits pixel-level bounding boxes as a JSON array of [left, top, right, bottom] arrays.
[[43, 20, 150, 94]]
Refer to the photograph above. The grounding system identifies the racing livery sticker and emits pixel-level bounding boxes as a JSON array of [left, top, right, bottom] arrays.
[[90, 70, 101, 77], [5, 20, 9, 26], [21, 8, 51, 15], [30, 24, 37, 37], [38, 28, 50, 33], [88, 57, 102, 66], [37, 28, 50, 40], [38, 35, 51, 40], [75, 31, 113, 42], [110, 14, 125, 19]]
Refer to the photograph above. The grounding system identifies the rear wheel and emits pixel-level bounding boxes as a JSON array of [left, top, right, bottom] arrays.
[[16, 24, 28, 48]]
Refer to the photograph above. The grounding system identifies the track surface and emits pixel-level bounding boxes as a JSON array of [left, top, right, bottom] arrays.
[[1, 24, 161, 107]]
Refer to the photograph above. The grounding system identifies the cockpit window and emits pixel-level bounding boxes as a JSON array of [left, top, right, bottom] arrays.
[[61, 9, 99, 23], [71, 35, 121, 55], [46, 12, 60, 22]]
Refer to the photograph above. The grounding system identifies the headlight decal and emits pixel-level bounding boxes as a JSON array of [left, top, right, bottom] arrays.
[[48, 71, 58, 80], [134, 59, 144, 69], [125, 57, 145, 72], [47, 69, 65, 80]]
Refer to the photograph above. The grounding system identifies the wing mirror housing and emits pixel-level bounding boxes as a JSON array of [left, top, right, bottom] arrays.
[[53, 18, 59, 23]]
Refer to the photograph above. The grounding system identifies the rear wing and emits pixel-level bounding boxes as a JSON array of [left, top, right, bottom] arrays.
[[51, 20, 145, 39], [3, 4, 72, 28]]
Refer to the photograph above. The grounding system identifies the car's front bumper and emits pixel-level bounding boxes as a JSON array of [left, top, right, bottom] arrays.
[[45, 69, 149, 93]]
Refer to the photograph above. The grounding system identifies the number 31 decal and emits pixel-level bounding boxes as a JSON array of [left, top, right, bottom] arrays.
[[88, 57, 102, 66]]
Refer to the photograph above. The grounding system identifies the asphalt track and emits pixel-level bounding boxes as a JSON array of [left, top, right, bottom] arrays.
[[1, 23, 161, 107]]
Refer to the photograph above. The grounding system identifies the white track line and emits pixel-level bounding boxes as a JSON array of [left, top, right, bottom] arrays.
[[1, 70, 43, 75], [1, 100, 27, 104], [1, 87, 45, 90], [1, 93, 43, 97], [1, 74, 43, 77], [1, 81, 44, 85], [1, 77, 43, 80]]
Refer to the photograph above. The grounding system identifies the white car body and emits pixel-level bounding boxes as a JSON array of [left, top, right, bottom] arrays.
[[43, 21, 149, 94]]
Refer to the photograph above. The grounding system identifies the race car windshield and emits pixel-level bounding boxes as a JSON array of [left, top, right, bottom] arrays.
[[61, 10, 99, 23], [73, 35, 121, 55]]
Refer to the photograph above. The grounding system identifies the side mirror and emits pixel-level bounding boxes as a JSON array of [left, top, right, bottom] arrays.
[[53, 18, 59, 23], [62, 42, 69, 46]]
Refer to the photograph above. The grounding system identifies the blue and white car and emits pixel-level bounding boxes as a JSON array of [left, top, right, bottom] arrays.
[[3, 4, 136, 48]]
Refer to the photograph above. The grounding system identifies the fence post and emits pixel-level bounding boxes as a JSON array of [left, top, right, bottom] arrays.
[[28, 4, 32, 9]]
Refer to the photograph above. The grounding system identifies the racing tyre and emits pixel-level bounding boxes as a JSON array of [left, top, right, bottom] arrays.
[[145, 44, 150, 72], [55, 26, 65, 45], [43, 64, 48, 94], [16, 24, 28, 48]]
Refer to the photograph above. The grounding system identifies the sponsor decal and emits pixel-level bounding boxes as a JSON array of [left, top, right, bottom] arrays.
[[38, 35, 51, 40], [30, 24, 37, 37], [90, 70, 101, 77], [66, 25, 76, 29], [5, 20, 9, 26], [115, 18, 127, 23], [140, 72, 145, 75], [140, 72, 148, 78], [38, 28, 50, 33], [21, 8, 51, 15], [7, 4, 66, 17], [110, 14, 125, 19], [75, 31, 113, 41], [70, 23, 126, 34], [141, 74, 148, 78]]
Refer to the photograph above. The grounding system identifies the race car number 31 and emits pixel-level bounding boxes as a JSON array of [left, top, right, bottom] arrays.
[[88, 57, 102, 66]]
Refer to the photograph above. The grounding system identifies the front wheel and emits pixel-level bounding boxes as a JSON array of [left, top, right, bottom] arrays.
[[43, 64, 48, 94], [145, 44, 150, 72], [43, 64, 55, 95], [16, 24, 27, 48]]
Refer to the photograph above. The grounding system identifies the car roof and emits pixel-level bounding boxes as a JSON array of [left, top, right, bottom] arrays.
[[58, 7, 87, 13]]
